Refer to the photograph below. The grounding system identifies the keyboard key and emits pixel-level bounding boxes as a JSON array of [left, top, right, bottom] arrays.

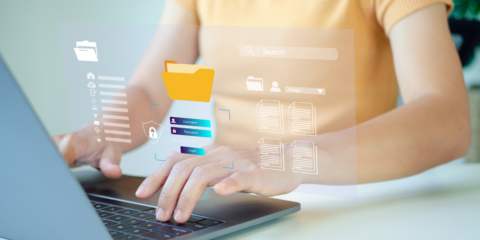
[[121, 218, 145, 226], [187, 215, 205, 223], [131, 212, 153, 219], [93, 203, 110, 209], [109, 223, 134, 231], [103, 220, 118, 227], [157, 218, 206, 231], [137, 222, 162, 229], [102, 206, 125, 212], [109, 230, 124, 237], [197, 219, 223, 226], [115, 209, 139, 216], [140, 232, 176, 240], [173, 222, 207, 231], [153, 225, 191, 236], [114, 235, 142, 240], [123, 227, 150, 235], [106, 215, 132, 222], [99, 212, 115, 218], [143, 208, 156, 215], [145, 216, 159, 222]]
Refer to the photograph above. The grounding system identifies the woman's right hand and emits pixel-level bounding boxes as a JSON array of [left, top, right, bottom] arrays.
[[51, 126, 123, 179]]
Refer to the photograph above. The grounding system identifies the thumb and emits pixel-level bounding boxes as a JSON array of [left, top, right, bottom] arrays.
[[99, 144, 122, 179]]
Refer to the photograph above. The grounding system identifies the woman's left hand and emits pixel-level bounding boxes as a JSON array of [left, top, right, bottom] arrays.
[[135, 145, 303, 223]]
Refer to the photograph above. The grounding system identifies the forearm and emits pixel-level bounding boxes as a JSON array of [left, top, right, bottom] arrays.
[[302, 93, 470, 185]]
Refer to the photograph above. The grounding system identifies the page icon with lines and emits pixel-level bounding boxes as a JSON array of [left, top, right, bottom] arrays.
[[257, 100, 284, 133], [258, 137, 285, 171], [288, 102, 316, 136], [291, 141, 318, 175]]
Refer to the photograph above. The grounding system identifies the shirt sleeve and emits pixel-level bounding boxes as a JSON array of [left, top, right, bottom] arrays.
[[375, 0, 454, 35], [174, 0, 197, 13]]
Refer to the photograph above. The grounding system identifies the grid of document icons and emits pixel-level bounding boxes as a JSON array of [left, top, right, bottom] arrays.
[[254, 78, 319, 174], [87, 72, 132, 144]]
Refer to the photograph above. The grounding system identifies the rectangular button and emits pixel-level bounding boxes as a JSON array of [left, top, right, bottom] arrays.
[[115, 209, 139, 216], [187, 215, 205, 223], [103, 220, 117, 227], [180, 146, 205, 156], [171, 127, 211, 138], [137, 222, 162, 229], [170, 117, 211, 127], [285, 86, 326, 95], [122, 227, 150, 235], [98, 211, 115, 219], [106, 215, 131, 222], [120, 218, 145, 225], [130, 212, 152, 219], [109, 223, 133, 231], [101, 206, 124, 212], [165, 219, 208, 231]]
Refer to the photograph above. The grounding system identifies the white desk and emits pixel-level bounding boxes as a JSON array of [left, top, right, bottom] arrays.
[[216, 164, 480, 240]]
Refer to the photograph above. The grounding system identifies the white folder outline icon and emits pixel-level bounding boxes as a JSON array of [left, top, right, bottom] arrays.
[[74, 40, 98, 62], [246, 76, 263, 91]]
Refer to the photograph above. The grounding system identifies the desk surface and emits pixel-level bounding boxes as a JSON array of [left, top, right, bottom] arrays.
[[217, 164, 480, 240]]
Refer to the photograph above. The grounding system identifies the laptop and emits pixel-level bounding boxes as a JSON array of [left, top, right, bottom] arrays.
[[0, 55, 300, 240]]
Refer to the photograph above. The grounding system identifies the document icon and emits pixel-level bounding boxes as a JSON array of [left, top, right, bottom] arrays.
[[161, 60, 215, 102], [258, 138, 285, 171], [257, 100, 284, 133], [74, 41, 98, 62], [291, 141, 318, 174], [288, 102, 316, 136], [246, 76, 263, 91]]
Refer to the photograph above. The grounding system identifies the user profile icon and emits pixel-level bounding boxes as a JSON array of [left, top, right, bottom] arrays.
[[171, 118, 176, 124], [270, 81, 281, 92]]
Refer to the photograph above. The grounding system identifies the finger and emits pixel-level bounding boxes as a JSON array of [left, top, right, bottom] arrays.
[[214, 171, 257, 196], [99, 143, 122, 179], [174, 161, 236, 223], [167, 151, 181, 157], [51, 134, 76, 165], [154, 151, 227, 221], [136, 145, 221, 199]]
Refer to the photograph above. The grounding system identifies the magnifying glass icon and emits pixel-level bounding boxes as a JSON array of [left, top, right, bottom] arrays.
[[245, 46, 255, 56]]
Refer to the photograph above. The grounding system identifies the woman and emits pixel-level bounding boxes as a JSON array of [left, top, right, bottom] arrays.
[[54, 0, 470, 224]]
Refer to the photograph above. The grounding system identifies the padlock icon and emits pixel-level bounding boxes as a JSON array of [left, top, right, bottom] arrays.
[[172, 128, 177, 134], [149, 127, 158, 138]]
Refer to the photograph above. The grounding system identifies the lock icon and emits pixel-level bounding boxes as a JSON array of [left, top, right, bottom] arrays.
[[172, 128, 177, 134], [149, 127, 157, 139]]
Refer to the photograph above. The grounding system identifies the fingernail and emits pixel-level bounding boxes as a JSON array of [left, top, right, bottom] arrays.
[[156, 207, 164, 220], [216, 183, 226, 189], [174, 209, 182, 221], [136, 183, 146, 196]]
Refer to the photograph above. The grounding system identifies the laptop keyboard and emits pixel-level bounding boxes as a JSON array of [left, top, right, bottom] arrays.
[[89, 195, 224, 240]]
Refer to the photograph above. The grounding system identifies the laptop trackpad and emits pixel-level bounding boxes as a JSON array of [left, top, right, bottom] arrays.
[[84, 177, 219, 207]]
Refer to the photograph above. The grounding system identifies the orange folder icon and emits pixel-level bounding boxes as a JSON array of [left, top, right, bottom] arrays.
[[161, 60, 215, 102]]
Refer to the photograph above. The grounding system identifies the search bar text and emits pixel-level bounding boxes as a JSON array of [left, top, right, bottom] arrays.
[[239, 45, 338, 60]]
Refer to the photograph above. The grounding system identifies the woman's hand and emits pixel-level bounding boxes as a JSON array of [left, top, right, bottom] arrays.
[[135, 145, 303, 223], [51, 126, 123, 179]]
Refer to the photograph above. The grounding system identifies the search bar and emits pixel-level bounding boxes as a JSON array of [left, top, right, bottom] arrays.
[[239, 45, 338, 60]]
